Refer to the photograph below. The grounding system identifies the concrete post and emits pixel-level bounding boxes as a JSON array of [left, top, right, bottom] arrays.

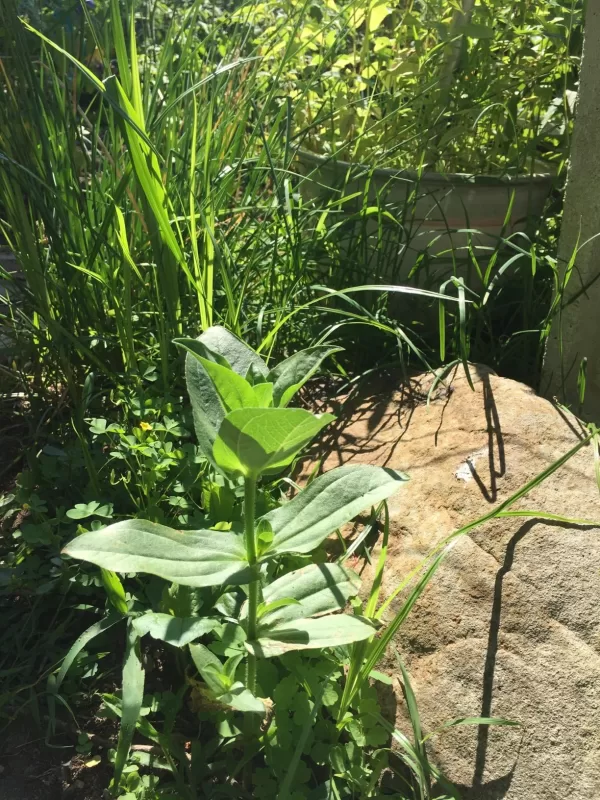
[[542, 2, 600, 419]]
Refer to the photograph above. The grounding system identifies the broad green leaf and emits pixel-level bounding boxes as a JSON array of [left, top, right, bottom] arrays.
[[268, 346, 343, 407], [246, 362, 268, 385], [256, 518, 274, 556], [67, 501, 113, 519], [189, 645, 265, 713], [63, 520, 252, 587], [189, 643, 228, 694], [220, 682, 266, 715], [174, 336, 230, 368], [247, 614, 376, 658], [197, 357, 257, 412], [209, 621, 247, 656], [100, 569, 129, 615], [368, 2, 391, 33], [176, 331, 270, 464], [184, 349, 225, 464], [261, 465, 409, 557], [113, 622, 145, 788], [203, 482, 236, 525], [200, 327, 269, 378], [256, 564, 360, 626], [213, 408, 334, 478], [252, 382, 274, 408], [223, 653, 244, 682], [132, 613, 219, 647]]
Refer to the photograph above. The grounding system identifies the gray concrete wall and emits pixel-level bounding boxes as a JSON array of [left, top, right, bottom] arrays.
[[542, 2, 600, 420]]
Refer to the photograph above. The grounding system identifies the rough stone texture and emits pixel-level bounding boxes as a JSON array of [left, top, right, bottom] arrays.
[[542, 1, 600, 418], [309, 365, 600, 800]]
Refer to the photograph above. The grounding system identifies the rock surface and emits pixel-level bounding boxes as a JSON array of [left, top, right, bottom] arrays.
[[309, 364, 600, 800]]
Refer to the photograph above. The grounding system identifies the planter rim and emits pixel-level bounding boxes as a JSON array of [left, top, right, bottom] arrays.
[[297, 149, 557, 187]]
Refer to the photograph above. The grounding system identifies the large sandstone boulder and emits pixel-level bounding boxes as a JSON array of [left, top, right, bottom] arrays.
[[312, 365, 600, 800]]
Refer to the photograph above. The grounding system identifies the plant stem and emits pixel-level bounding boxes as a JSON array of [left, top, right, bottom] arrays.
[[244, 476, 258, 693], [242, 477, 260, 791]]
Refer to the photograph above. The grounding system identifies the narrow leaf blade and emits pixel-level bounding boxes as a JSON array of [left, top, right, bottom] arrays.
[[113, 623, 145, 787], [52, 614, 122, 694]]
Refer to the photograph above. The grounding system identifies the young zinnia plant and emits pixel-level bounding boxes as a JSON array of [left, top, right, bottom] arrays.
[[60, 327, 408, 789]]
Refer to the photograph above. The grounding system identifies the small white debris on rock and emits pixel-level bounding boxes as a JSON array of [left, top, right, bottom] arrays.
[[454, 448, 487, 482]]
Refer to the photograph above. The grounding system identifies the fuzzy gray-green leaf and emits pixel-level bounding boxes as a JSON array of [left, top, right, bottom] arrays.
[[132, 613, 219, 647], [256, 563, 360, 626], [200, 326, 269, 378], [261, 465, 409, 557], [63, 520, 252, 587], [184, 349, 225, 464], [246, 614, 376, 658]]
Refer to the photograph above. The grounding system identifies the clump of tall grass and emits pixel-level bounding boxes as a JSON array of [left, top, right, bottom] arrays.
[[0, 0, 578, 413], [0, 0, 312, 397]]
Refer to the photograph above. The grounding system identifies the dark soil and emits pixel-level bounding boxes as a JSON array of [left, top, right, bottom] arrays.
[[0, 717, 115, 800]]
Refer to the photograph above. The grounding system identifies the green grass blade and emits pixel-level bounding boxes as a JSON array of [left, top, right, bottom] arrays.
[[110, 0, 132, 96], [422, 716, 519, 744], [376, 432, 594, 620], [277, 678, 327, 799], [20, 20, 105, 92], [112, 622, 145, 790], [51, 613, 123, 695]]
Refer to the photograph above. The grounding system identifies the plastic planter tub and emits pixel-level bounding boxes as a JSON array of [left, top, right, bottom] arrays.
[[296, 149, 556, 285]]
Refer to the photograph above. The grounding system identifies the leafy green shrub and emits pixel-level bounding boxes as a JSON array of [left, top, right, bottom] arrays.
[[247, 0, 581, 174]]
